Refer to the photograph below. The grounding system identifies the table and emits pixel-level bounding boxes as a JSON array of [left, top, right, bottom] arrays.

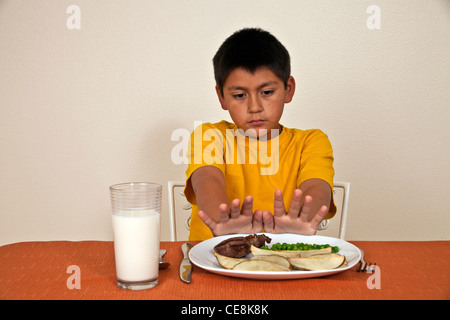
[[0, 240, 448, 300]]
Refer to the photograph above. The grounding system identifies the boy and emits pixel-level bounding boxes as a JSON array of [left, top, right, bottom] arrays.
[[184, 28, 336, 241]]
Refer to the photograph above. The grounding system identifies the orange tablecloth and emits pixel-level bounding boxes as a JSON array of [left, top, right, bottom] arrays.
[[0, 240, 448, 300]]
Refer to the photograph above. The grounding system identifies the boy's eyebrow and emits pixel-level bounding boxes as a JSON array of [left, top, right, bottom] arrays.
[[227, 81, 278, 91]]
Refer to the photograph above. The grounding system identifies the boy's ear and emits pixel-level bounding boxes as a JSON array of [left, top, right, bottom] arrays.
[[284, 76, 296, 103], [215, 85, 228, 110]]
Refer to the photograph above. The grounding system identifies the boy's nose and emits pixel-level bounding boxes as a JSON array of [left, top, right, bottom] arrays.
[[247, 95, 263, 113]]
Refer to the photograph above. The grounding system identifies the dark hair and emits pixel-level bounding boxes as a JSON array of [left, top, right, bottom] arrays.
[[213, 28, 291, 96]]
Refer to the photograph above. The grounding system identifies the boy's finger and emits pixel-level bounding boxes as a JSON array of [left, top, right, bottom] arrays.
[[299, 195, 313, 221], [273, 189, 286, 217], [310, 205, 329, 230], [252, 209, 264, 232], [262, 210, 275, 232], [287, 189, 302, 218], [229, 199, 241, 219], [218, 203, 230, 223], [241, 196, 254, 217], [198, 210, 217, 232]]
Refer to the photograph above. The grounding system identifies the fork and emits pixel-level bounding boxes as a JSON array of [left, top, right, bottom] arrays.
[[357, 249, 367, 272], [365, 262, 377, 273], [357, 249, 376, 273]]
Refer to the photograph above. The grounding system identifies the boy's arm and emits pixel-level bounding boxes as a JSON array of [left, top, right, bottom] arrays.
[[190, 166, 263, 236], [299, 178, 332, 215], [190, 166, 229, 222]]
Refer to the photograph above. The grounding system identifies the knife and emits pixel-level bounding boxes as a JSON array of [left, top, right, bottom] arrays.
[[180, 242, 193, 283]]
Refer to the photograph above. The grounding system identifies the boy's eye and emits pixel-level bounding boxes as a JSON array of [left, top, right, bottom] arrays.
[[232, 93, 246, 99], [262, 90, 274, 96]]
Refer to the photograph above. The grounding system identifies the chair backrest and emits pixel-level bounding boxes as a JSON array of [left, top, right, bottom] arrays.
[[168, 181, 191, 241], [317, 181, 350, 240], [168, 181, 350, 241]]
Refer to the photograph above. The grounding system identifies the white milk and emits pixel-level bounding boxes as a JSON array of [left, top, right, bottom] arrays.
[[112, 209, 160, 282]]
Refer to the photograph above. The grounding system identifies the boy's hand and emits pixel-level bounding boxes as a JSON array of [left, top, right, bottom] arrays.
[[262, 189, 328, 235], [198, 196, 263, 236]]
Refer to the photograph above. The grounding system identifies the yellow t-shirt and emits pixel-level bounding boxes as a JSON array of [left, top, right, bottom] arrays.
[[184, 120, 336, 241]]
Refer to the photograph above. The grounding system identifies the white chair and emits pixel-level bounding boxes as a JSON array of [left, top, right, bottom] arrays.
[[168, 181, 350, 241], [318, 181, 350, 240], [168, 181, 192, 241]]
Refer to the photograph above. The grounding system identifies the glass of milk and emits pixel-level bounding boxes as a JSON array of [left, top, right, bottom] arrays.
[[110, 182, 162, 290]]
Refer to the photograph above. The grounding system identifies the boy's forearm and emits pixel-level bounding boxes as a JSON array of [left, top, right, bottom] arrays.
[[299, 178, 332, 212], [191, 166, 230, 222]]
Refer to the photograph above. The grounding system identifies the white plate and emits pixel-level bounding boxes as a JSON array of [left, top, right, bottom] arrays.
[[189, 233, 361, 280]]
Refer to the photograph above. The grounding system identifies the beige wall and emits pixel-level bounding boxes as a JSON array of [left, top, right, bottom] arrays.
[[1, 0, 449, 245]]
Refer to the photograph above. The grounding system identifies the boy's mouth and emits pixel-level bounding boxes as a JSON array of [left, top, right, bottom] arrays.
[[248, 119, 265, 126]]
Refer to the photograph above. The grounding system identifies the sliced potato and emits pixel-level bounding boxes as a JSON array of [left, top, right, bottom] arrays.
[[251, 245, 300, 258], [233, 259, 291, 272], [295, 247, 333, 258], [214, 252, 247, 269], [250, 255, 291, 270], [250, 245, 332, 258], [288, 253, 346, 271]]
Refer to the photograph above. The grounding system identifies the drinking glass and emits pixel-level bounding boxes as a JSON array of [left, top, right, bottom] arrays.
[[110, 182, 162, 290]]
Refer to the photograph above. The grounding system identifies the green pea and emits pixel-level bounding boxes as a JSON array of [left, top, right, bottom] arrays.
[[267, 241, 337, 251]]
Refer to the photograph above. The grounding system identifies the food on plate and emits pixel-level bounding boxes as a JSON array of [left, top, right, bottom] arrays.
[[253, 241, 339, 258], [251, 245, 302, 258], [251, 255, 291, 270], [245, 234, 272, 248], [213, 234, 347, 272], [262, 242, 339, 253], [213, 237, 250, 258], [251, 244, 335, 258], [288, 253, 347, 271], [214, 234, 271, 258], [233, 259, 291, 272], [214, 252, 246, 269], [214, 252, 291, 271]]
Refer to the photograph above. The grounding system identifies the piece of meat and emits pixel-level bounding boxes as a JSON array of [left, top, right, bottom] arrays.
[[213, 237, 249, 258], [245, 234, 272, 248], [214, 234, 271, 258]]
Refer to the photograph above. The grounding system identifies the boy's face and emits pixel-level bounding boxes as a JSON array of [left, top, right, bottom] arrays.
[[216, 67, 295, 139]]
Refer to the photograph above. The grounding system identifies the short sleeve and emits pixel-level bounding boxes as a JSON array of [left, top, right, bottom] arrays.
[[297, 130, 336, 218], [184, 122, 226, 205]]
